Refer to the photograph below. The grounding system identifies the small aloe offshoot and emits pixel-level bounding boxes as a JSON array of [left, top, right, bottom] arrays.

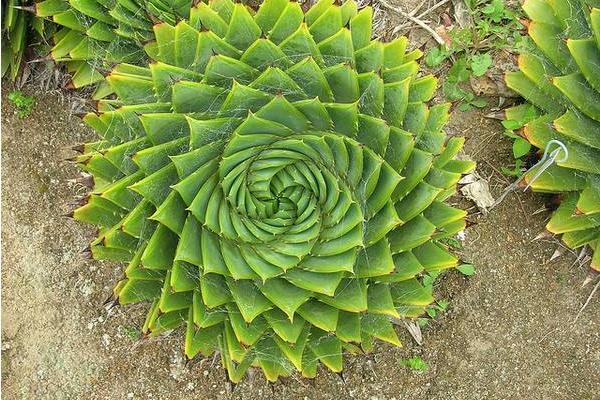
[[505, 0, 600, 271], [72, 0, 475, 382]]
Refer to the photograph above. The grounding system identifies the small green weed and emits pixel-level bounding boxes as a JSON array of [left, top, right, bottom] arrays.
[[420, 271, 451, 325], [419, 263, 474, 326], [500, 105, 540, 175], [426, 299, 450, 318], [400, 356, 428, 372], [500, 159, 525, 177], [425, 0, 525, 111], [123, 325, 141, 341], [438, 237, 463, 250], [8, 90, 36, 118], [555, 273, 568, 285], [422, 270, 441, 291], [456, 263, 476, 276]]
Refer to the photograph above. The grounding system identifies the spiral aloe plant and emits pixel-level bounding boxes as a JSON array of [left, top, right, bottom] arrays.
[[30, 0, 192, 92], [73, 0, 475, 381], [505, 0, 600, 271]]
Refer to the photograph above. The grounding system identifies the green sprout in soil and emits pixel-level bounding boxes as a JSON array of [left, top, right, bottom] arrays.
[[422, 271, 441, 291], [438, 237, 463, 250], [456, 263, 476, 276], [123, 326, 141, 341], [500, 105, 539, 176], [425, 0, 525, 111], [400, 356, 428, 372], [426, 299, 450, 318], [8, 90, 35, 118], [419, 271, 450, 326], [417, 263, 474, 327]]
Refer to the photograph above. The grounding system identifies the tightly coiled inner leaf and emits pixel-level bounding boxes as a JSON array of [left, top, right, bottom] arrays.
[[74, 0, 475, 382], [505, 0, 600, 270]]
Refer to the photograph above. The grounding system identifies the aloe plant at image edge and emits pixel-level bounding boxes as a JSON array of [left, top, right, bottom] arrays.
[[72, 0, 477, 382], [2, 0, 28, 79], [2, 0, 192, 86], [1, 0, 53, 79], [504, 0, 600, 271]]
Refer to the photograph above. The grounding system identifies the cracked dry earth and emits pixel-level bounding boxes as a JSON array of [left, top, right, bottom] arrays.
[[1, 2, 599, 399]]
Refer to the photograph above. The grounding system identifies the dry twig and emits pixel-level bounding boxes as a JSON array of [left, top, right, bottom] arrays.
[[394, 0, 451, 33], [378, 0, 446, 44], [572, 279, 599, 325]]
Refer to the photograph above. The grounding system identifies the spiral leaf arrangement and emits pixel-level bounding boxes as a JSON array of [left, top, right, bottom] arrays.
[[73, 0, 475, 382], [505, 0, 600, 271]]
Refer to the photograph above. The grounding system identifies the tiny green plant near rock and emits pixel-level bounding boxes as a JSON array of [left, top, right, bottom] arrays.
[[71, 0, 475, 382], [425, 0, 525, 111], [504, 0, 600, 271], [7, 90, 35, 118], [400, 356, 428, 372]]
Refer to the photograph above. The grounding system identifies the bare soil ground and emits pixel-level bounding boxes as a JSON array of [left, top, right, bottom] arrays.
[[2, 2, 599, 399]]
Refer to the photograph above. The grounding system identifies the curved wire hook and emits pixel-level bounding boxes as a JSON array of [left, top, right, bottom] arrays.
[[524, 140, 569, 190], [491, 139, 569, 210]]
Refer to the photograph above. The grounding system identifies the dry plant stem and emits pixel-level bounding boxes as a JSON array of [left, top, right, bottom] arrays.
[[379, 0, 446, 44], [480, 159, 510, 185], [403, 320, 423, 345], [410, 0, 430, 15], [451, 0, 473, 27], [571, 247, 589, 269], [394, 0, 451, 33], [479, 158, 529, 222], [572, 279, 600, 325], [470, 131, 499, 158]]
